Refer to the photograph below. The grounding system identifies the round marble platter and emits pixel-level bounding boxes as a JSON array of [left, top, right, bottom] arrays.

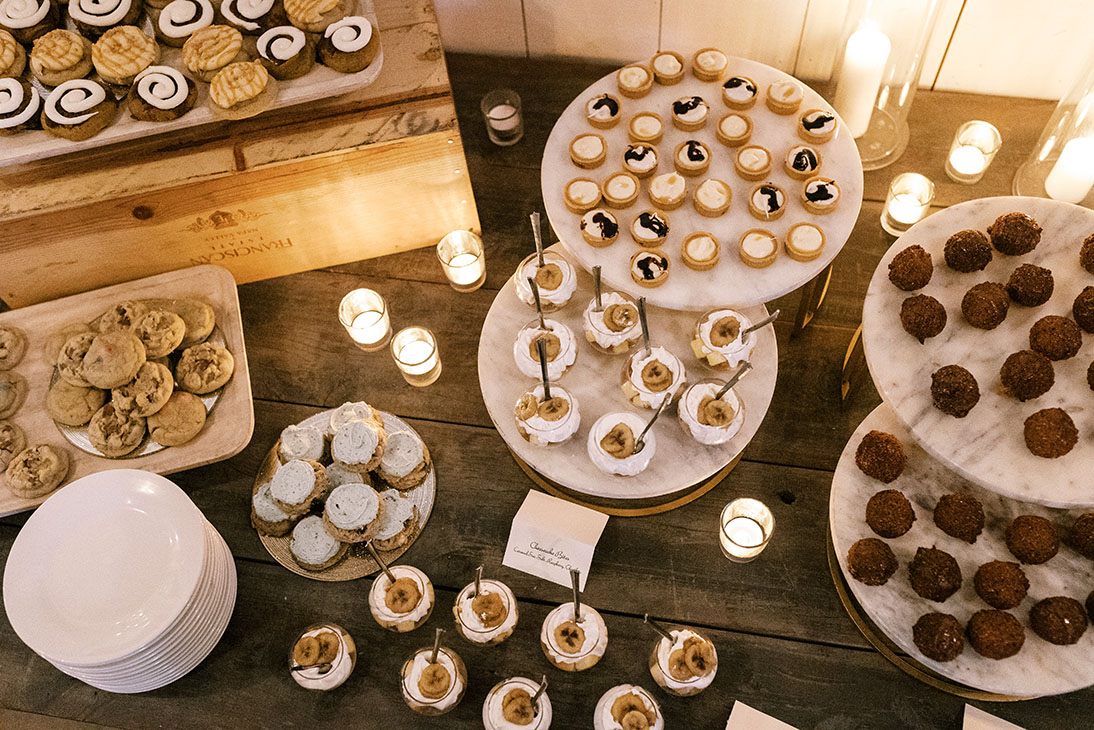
[[862, 196, 1094, 508], [253, 409, 436, 582], [478, 245, 777, 502], [541, 53, 864, 311], [831, 403, 1094, 697]]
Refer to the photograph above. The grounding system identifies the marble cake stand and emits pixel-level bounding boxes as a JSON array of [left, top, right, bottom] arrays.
[[478, 246, 777, 515], [541, 54, 863, 311], [831, 403, 1094, 698], [862, 196, 1094, 508]]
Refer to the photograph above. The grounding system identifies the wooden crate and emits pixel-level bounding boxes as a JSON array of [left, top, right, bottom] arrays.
[[0, 0, 478, 308]]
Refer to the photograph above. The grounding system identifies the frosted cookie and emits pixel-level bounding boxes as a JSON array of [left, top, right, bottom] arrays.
[[0, 421, 25, 470], [41, 78, 117, 141], [270, 458, 328, 515], [647, 172, 685, 210], [765, 79, 803, 115], [176, 342, 234, 393], [128, 66, 198, 121], [453, 577, 519, 645], [627, 111, 662, 143], [251, 482, 296, 536], [325, 462, 365, 489], [155, 0, 214, 47], [82, 331, 146, 389], [582, 292, 639, 355], [748, 182, 786, 222], [515, 384, 581, 446], [691, 309, 755, 370], [29, 29, 91, 86], [0, 29, 24, 77], [329, 400, 383, 433], [602, 171, 639, 208], [594, 685, 663, 730], [616, 63, 652, 98], [332, 418, 387, 474], [0, 78, 41, 134], [257, 25, 315, 80], [209, 61, 277, 119], [738, 228, 779, 268], [785, 222, 826, 262], [378, 430, 431, 490], [801, 175, 840, 215], [513, 318, 577, 381], [56, 332, 96, 387], [91, 25, 159, 87], [514, 250, 577, 312], [691, 47, 727, 81], [290, 514, 347, 571], [622, 143, 657, 179], [279, 423, 326, 462], [630, 249, 670, 288], [5, 445, 69, 499], [649, 51, 683, 85], [541, 601, 608, 671], [622, 345, 685, 409], [322, 482, 384, 542], [693, 178, 731, 217], [68, 0, 141, 39], [98, 300, 149, 333], [673, 139, 710, 177], [369, 564, 434, 632], [589, 411, 657, 475], [721, 75, 757, 110], [569, 132, 606, 168], [372, 489, 419, 550], [585, 92, 620, 129], [133, 310, 185, 358], [564, 176, 602, 214], [220, 0, 286, 35], [47, 380, 105, 426], [318, 16, 379, 73], [714, 112, 751, 147], [0, 372, 25, 419], [734, 144, 770, 181], [785, 144, 821, 180], [0, 325, 26, 370], [631, 209, 670, 246], [147, 391, 206, 446], [671, 95, 708, 132], [678, 381, 744, 446], [88, 402, 146, 457], [681, 232, 719, 271], [0, 0, 57, 44], [799, 108, 837, 143], [182, 24, 245, 82], [283, 0, 349, 33], [580, 208, 619, 247]]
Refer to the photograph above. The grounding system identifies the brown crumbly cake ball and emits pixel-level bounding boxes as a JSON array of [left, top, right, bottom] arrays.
[[944, 229, 992, 273], [930, 365, 979, 418], [1006, 264, 1054, 307], [1081, 233, 1094, 274], [1067, 513, 1094, 560], [933, 493, 984, 543], [847, 538, 898, 586], [908, 546, 962, 602], [1029, 315, 1082, 361], [888, 244, 933, 291], [1089, 361, 1094, 391], [1029, 596, 1088, 645], [900, 294, 946, 343], [855, 430, 906, 484], [1088, 590, 1094, 622], [999, 350, 1054, 402], [1005, 514, 1060, 564], [865, 489, 916, 538], [1023, 407, 1078, 459], [912, 612, 965, 662], [988, 212, 1042, 256], [967, 609, 1025, 659], [1073, 286, 1094, 333], [961, 282, 1009, 329], [973, 560, 1028, 610]]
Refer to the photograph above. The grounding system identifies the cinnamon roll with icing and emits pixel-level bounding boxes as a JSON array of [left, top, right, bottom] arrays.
[[40, 77, 117, 140], [0, 77, 42, 134], [154, 0, 213, 47], [256, 24, 313, 80], [0, 0, 59, 44], [127, 65, 196, 121], [317, 15, 378, 73], [219, 0, 285, 34], [68, 0, 142, 39]]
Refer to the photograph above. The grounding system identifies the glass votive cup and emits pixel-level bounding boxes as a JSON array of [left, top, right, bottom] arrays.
[[719, 498, 774, 563], [391, 326, 442, 387], [338, 288, 391, 352], [289, 623, 357, 691], [880, 172, 935, 236], [481, 89, 524, 147], [437, 230, 487, 292], [945, 120, 1001, 184]]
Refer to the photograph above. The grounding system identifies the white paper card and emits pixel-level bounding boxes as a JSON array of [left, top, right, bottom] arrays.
[[964, 705, 1026, 730], [725, 701, 799, 730], [502, 490, 609, 591]]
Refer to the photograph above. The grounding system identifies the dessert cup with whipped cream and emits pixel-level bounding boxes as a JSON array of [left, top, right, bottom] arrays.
[[289, 622, 356, 691], [583, 290, 640, 354], [691, 308, 755, 371], [593, 684, 663, 730], [621, 345, 685, 409], [483, 676, 552, 730], [513, 318, 577, 380], [540, 601, 608, 671], [677, 378, 745, 446], [647, 626, 718, 697], [400, 642, 467, 716], [452, 574, 519, 645], [369, 563, 435, 632], [515, 384, 581, 447], [587, 411, 656, 477], [515, 251, 577, 312]]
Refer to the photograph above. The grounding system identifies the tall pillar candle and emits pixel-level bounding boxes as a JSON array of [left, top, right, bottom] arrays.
[[1044, 138, 1094, 203], [834, 26, 892, 138]]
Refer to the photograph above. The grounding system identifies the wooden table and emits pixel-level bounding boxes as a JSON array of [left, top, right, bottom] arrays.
[[0, 55, 1086, 730]]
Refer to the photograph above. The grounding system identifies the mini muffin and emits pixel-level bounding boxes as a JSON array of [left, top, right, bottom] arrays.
[[798, 109, 837, 143], [1073, 286, 1094, 333], [944, 229, 992, 272], [865, 489, 915, 538], [680, 232, 718, 271], [219, 0, 287, 35], [1030, 597, 1088, 645], [647, 172, 684, 210], [630, 209, 669, 247], [738, 229, 778, 269], [714, 112, 751, 147], [933, 493, 983, 543], [1005, 514, 1060, 564], [208, 60, 277, 119], [155, 0, 214, 47], [0, 29, 26, 77], [748, 182, 785, 222], [87, 402, 147, 457], [801, 176, 840, 215], [961, 281, 1009, 329], [569, 133, 605, 168], [649, 50, 684, 85], [967, 609, 1024, 659], [579, 208, 618, 248], [847, 537, 897, 586], [672, 139, 710, 176], [888, 244, 932, 291], [721, 75, 757, 109], [318, 16, 379, 73], [1, 0, 59, 45], [693, 178, 730, 217], [67, 0, 142, 39], [128, 65, 198, 121], [616, 63, 652, 98], [973, 561, 1028, 610], [92, 25, 159, 87], [621, 143, 657, 179], [855, 430, 905, 484], [671, 94, 708, 131], [630, 249, 669, 288], [270, 458, 328, 515], [283, 0, 350, 33], [30, 29, 92, 86], [627, 111, 662, 143], [256, 24, 314, 79], [1023, 407, 1077, 459], [1000, 349, 1053, 401], [250, 482, 296, 536], [133, 309, 186, 357], [900, 294, 946, 343], [908, 546, 962, 602], [82, 331, 146, 389], [5, 445, 70, 499], [785, 223, 825, 262], [765, 79, 802, 115], [563, 177, 601, 214], [1007, 264, 1053, 307], [182, 24, 245, 82], [0, 420, 25, 470], [147, 390, 207, 446], [988, 212, 1041, 255], [690, 47, 727, 81], [784, 144, 820, 179], [1066, 513, 1094, 560], [0, 77, 41, 134], [46, 380, 106, 427], [289, 514, 347, 571], [113, 361, 173, 417], [176, 341, 234, 393], [930, 364, 979, 418], [1029, 315, 1082, 361], [912, 612, 964, 662]]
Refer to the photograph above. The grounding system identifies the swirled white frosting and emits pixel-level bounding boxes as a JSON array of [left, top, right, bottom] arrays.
[[484, 678, 552, 730], [455, 579, 519, 643], [324, 16, 372, 52], [594, 685, 663, 730], [270, 459, 317, 507], [514, 252, 577, 307], [369, 565, 432, 624], [0, 79, 40, 128], [69, 0, 131, 27], [133, 66, 190, 110], [0, 0, 48, 29], [588, 411, 655, 476], [697, 309, 755, 366], [719, 113, 749, 138], [541, 603, 607, 663], [515, 384, 580, 446], [651, 52, 680, 76], [258, 25, 305, 60], [678, 382, 744, 445], [630, 113, 661, 139], [159, 0, 213, 37], [325, 482, 379, 530], [513, 319, 576, 380], [626, 345, 684, 408], [251, 482, 291, 523], [653, 629, 718, 691], [570, 134, 603, 160], [583, 292, 639, 349], [289, 515, 341, 564], [374, 489, 414, 540], [329, 401, 380, 433], [649, 173, 684, 203], [221, 0, 272, 30], [44, 79, 106, 126], [403, 650, 464, 710], [379, 430, 424, 478], [332, 419, 382, 467], [278, 423, 325, 462]]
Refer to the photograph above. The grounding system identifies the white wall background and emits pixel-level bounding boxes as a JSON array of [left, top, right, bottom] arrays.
[[434, 0, 1094, 100]]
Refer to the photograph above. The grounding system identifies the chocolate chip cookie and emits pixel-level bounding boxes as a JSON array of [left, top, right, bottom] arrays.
[[97, 300, 150, 333], [82, 331, 146, 389], [167, 298, 216, 347], [6, 444, 70, 499], [0, 325, 27, 370], [46, 380, 106, 427], [147, 391, 206, 446], [133, 310, 186, 358], [87, 402, 146, 457], [113, 361, 173, 417], [0, 421, 26, 470], [43, 322, 94, 366], [0, 372, 27, 418], [176, 342, 234, 394], [56, 332, 97, 387]]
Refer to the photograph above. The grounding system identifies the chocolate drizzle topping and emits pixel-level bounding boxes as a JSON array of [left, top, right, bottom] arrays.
[[636, 253, 668, 280], [802, 112, 835, 131], [624, 144, 653, 163], [683, 140, 706, 162], [805, 181, 835, 202], [672, 95, 704, 115], [758, 184, 782, 213], [791, 148, 818, 172], [590, 94, 619, 116], [587, 211, 618, 238], [723, 76, 756, 94], [637, 212, 668, 237]]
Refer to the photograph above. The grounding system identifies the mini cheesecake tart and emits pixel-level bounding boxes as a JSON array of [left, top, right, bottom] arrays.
[[622, 143, 658, 178], [585, 92, 620, 129], [693, 178, 731, 217], [671, 94, 708, 131], [734, 144, 770, 181], [739, 228, 779, 268], [801, 175, 840, 214], [564, 176, 602, 214], [765, 78, 803, 114], [569, 132, 606, 168], [630, 249, 670, 287], [628, 111, 663, 143], [648, 172, 686, 210], [748, 182, 786, 222], [681, 232, 719, 271], [650, 50, 684, 85], [691, 47, 727, 81], [617, 63, 652, 98], [721, 75, 757, 109], [631, 209, 669, 247], [785, 222, 826, 262], [715, 112, 751, 146], [784, 144, 821, 179], [673, 139, 710, 177], [799, 108, 837, 143], [602, 170, 640, 208], [580, 208, 619, 247]]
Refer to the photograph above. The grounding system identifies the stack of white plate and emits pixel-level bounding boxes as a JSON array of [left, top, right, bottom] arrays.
[[3, 469, 236, 693]]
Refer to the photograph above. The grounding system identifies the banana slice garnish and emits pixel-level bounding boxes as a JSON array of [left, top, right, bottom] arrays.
[[537, 396, 570, 421], [667, 647, 695, 680], [315, 630, 340, 664], [697, 395, 734, 427], [604, 302, 638, 333], [600, 422, 636, 459], [621, 709, 651, 730], [640, 360, 674, 391], [501, 688, 535, 725], [553, 620, 586, 654], [534, 263, 564, 290], [683, 636, 716, 676], [384, 576, 422, 614], [417, 662, 452, 699], [528, 332, 561, 361], [515, 393, 538, 420], [470, 591, 507, 628], [292, 635, 321, 667], [709, 315, 741, 347], [610, 693, 648, 723]]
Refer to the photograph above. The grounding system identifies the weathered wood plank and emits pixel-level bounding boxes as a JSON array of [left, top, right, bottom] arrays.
[[0, 709, 125, 730]]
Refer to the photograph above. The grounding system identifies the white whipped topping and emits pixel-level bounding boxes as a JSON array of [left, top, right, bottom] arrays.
[[44, 79, 106, 126], [159, 0, 213, 37], [513, 319, 576, 380], [673, 96, 707, 123], [279, 423, 326, 462], [630, 113, 661, 139], [291, 626, 353, 690], [649, 173, 684, 202], [369, 565, 432, 624], [375, 489, 415, 540], [618, 65, 648, 89], [133, 66, 190, 110], [594, 685, 663, 730], [768, 79, 802, 103], [605, 173, 637, 201], [324, 16, 372, 52], [685, 234, 718, 262], [220, 0, 272, 29], [741, 230, 777, 259], [624, 144, 657, 173], [626, 345, 684, 407], [455, 579, 519, 643], [585, 93, 616, 120], [325, 462, 363, 488], [653, 629, 718, 690], [252, 482, 291, 523], [403, 649, 464, 710], [788, 222, 824, 254], [0, 0, 48, 28], [737, 146, 769, 172], [290, 515, 341, 565], [541, 603, 608, 663], [698, 309, 755, 365], [751, 185, 785, 216], [588, 411, 656, 476], [270, 459, 317, 507], [583, 293, 639, 349], [0, 79, 39, 128], [329, 401, 378, 433], [380, 430, 424, 478], [719, 113, 748, 138], [258, 25, 305, 60], [695, 179, 729, 210], [679, 382, 745, 445], [723, 76, 756, 102], [571, 134, 603, 160], [652, 52, 681, 76], [514, 253, 577, 307], [580, 209, 617, 240], [332, 419, 382, 466], [325, 483, 379, 530], [68, 0, 130, 26], [567, 179, 600, 205], [804, 177, 839, 207], [695, 49, 726, 72], [515, 384, 581, 446], [485, 678, 552, 730]]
